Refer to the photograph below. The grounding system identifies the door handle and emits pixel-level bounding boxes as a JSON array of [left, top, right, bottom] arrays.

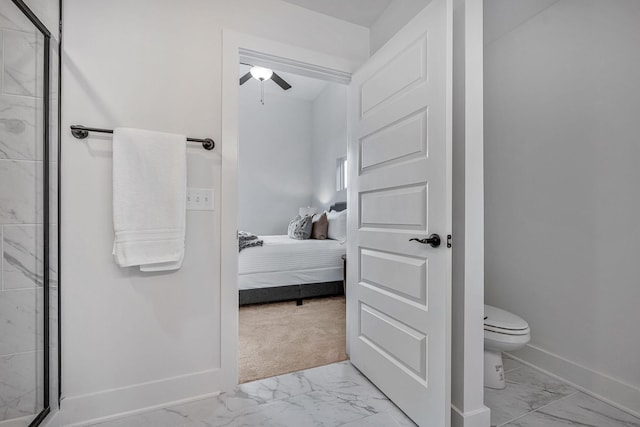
[[410, 234, 441, 248]]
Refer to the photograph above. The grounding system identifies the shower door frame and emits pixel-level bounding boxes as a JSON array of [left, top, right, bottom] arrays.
[[7, 1, 52, 425]]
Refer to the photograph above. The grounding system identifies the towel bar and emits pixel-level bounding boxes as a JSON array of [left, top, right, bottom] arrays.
[[70, 125, 215, 150]]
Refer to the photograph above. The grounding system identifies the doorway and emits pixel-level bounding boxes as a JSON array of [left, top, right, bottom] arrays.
[[219, 30, 356, 392], [221, 1, 461, 421], [235, 62, 349, 382]]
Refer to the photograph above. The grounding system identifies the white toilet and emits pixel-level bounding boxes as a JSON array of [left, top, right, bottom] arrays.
[[484, 305, 530, 389]]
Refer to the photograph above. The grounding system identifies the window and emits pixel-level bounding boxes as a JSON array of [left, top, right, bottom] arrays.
[[336, 156, 348, 191]]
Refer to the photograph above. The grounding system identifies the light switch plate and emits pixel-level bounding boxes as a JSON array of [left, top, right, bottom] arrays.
[[186, 188, 214, 211]]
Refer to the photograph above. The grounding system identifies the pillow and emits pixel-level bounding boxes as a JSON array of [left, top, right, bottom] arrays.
[[311, 212, 328, 240], [326, 209, 347, 241], [288, 214, 313, 240]]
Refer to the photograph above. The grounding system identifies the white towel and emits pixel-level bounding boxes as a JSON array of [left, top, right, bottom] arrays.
[[112, 127, 187, 271]]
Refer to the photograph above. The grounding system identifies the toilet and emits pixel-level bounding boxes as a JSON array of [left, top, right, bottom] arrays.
[[484, 305, 530, 389]]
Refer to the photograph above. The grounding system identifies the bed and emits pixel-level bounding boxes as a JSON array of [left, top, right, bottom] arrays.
[[238, 202, 346, 306]]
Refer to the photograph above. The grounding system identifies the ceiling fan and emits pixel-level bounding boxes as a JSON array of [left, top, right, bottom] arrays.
[[239, 64, 292, 91]]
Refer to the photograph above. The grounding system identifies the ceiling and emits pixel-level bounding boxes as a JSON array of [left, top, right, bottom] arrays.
[[279, 0, 392, 27], [239, 64, 329, 102]]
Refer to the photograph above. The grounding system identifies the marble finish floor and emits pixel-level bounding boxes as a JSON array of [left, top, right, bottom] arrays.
[[486, 355, 640, 427], [87, 361, 416, 427], [85, 357, 640, 427]]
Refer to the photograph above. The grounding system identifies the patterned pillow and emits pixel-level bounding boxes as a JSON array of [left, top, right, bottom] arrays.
[[288, 214, 313, 240]]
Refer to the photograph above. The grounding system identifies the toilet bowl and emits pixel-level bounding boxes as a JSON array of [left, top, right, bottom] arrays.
[[484, 305, 530, 389]]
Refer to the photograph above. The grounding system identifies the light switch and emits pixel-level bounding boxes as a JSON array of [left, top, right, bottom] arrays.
[[186, 188, 214, 211]]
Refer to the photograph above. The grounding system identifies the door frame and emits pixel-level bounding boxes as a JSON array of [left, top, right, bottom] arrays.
[[219, 29, 358, 390], [451, 1, 489, 426], [219, 9, 487, 424]]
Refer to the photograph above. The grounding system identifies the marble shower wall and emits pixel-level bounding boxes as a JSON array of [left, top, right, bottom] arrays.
[[0, 0, 57, 422]]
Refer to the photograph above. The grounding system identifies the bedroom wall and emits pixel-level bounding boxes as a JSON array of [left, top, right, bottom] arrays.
[[310, 83, 348, 211], [238, 90, 313, 235], [484, 0, 640, 415], [60, 0, 368, 423]]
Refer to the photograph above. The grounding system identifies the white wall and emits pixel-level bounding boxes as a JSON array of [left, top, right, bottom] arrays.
[[238, 90, 313, 235], [485, 0, 640, 415], [60, 0, 368, 423], [310, 83, 347, 211], [369, 0, 432, 54]]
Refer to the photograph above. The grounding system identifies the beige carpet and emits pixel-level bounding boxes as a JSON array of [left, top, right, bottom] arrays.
[[239, 296, 348, 383]]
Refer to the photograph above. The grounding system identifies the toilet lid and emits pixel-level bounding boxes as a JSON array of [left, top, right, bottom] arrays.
[[484, 305, 529, 331]]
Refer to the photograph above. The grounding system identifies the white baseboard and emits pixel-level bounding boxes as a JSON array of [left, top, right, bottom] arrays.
[[0, 415, 37, 427], [59, 368, 222, 426], [42, 409, 60, 427], [510, 344, 640, 418], [451, 404, 491, 427], [0, 409, 61, 427]]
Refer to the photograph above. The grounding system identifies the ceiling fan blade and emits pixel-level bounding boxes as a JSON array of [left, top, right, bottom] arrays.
[[271, 72, 292, 90], [239, 72, 252, 85]]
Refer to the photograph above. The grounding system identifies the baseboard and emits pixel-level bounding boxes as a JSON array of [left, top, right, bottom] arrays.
[[510, 344, 640, 418], [451, 404, 491, 427], [0, 415, 39, 427], [0, 409, 61, 427], [42, 409, 60, 427], [59, 368, 222, 426]]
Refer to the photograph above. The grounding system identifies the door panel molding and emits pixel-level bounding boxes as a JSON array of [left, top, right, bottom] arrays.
[[361, 38, 427, 116], [347, 0, 452, 425]]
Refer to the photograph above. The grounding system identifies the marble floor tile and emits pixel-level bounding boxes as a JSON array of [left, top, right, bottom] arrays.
[[485, 365, 577, 426], [84, 402, 213, 427], [80, 359, 640, 427], [296, 361, 371, 391], [216, 395, 367, 427], [385, 405, 418, 427], [288, 387, 393, 420], [202, 385, 396, 427], [504, 392, 640, 427], [235, 369, 315, 402], [235, 361, 363, 403], [503, 355, 525, 373], [88, 362, 414, 427], [333, 410, 404, 427]]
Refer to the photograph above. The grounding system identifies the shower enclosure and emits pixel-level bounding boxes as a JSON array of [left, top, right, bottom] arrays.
[[0, 0, 57, 425]]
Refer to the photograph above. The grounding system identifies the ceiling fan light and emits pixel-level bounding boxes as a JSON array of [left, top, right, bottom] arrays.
[[250, 66, 273, 81]]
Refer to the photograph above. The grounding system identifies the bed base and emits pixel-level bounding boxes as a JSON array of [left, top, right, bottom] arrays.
[[239, 281, 344, 306]]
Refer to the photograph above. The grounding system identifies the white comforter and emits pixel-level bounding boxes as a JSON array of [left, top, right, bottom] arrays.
[[238, 235, 346, 290]]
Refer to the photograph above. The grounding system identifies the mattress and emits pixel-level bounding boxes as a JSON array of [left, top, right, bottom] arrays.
[[238, 235, 346, 290]]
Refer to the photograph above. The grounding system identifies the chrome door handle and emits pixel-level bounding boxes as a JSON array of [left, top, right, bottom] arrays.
[[410, 234, 441, 248]]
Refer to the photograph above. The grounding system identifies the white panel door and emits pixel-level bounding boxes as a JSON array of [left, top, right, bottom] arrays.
[[346, 0, 452, 425]]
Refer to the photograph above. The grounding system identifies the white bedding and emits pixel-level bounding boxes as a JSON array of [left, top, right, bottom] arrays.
[[238, 235, 346, 290]]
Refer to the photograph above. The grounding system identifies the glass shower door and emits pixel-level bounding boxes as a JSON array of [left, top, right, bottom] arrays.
[[0, 0, 51, 425]]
